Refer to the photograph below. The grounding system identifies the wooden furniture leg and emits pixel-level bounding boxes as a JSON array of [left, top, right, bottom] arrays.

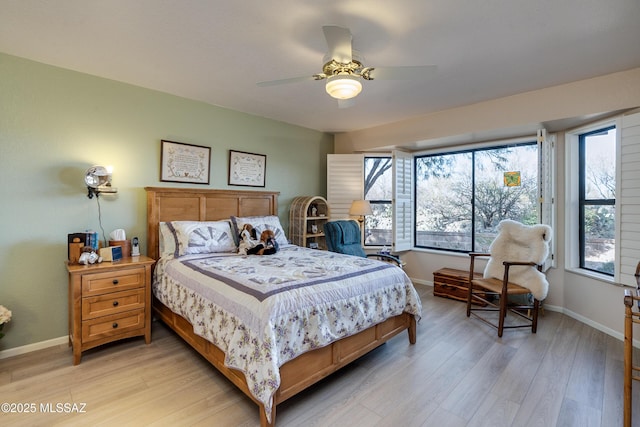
[[624, 292, 632, 427], [623, 289, 640, 427]]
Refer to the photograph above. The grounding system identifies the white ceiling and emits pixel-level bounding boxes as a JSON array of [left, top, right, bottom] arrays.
[[1, 0, 639, 134]]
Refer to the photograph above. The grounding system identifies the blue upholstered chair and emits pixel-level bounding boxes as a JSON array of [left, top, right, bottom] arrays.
[[323, 220, 402, 267]]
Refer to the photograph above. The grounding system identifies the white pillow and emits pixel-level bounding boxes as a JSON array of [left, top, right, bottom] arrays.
[[159, 222, 177, 258], [160, 220, 237, 257], [231, 215, 288, 246]]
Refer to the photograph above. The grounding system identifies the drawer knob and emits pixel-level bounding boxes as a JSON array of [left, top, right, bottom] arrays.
[[112, 322, 118, 329], [112, 279, 119, 285], [112, 301, 119, 307]]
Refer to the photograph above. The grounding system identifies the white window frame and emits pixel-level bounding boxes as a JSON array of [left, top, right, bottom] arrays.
[[564, 118, 620, 283], [363, 154, 393, 247], [413, 135, 554, 257]]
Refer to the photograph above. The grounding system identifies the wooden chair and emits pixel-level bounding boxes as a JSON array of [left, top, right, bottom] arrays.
[[467, 254, 542, 337], [623, 261, 640, 427], [466, 220, 551, 337]]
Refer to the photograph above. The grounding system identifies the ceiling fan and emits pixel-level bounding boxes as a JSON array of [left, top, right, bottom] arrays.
[[257, 26, 437, 105]]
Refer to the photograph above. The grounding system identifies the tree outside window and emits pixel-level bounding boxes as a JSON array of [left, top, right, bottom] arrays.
[[415, 143, 539, 252], [579, 126, 616, 275], [364, 157, 392, 246]]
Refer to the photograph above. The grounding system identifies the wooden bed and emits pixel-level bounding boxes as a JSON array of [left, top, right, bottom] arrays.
[[145, 187, 417, 426]]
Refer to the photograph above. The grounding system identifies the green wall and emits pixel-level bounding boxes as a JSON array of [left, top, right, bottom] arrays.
[[0, 53, 333, 351]]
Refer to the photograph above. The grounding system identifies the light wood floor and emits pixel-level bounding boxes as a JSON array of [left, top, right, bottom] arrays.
[[1, 285, 638, 427]]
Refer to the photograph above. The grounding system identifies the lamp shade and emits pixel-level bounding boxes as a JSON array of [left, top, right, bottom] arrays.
[[349, 200, 373, 216], [84, 165, 111, 188], [85, 165, 117, 199], [325, 74, 363, 100]]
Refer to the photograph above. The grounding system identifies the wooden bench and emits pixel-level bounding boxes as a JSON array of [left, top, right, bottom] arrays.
[[433, 267, 486, 306]]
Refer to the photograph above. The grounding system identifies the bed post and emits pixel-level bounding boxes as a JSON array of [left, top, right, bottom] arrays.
[[146, 187, 159, 260], [408, 315, 417, 344], [260, 405, 275, 427]]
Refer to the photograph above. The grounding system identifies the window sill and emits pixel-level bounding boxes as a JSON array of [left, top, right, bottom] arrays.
[[409, 247, 471, 258]]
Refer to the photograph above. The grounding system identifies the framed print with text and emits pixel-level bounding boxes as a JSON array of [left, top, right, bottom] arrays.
[[160, 140, 210, 184], [228, 150, 266, 187]]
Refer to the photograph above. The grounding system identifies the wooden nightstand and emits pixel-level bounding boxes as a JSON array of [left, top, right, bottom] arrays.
[[66, 256, 155, 365]]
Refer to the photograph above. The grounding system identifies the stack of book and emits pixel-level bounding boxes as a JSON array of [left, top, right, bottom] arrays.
[[67, 231, 99, 263]]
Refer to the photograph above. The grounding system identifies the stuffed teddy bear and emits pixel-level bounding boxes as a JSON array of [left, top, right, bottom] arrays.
[[247, 229, 279, 255]]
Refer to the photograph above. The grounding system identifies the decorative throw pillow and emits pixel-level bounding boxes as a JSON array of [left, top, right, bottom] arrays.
[[159, 222, 177, 258], [163, 220, 237, 257], [230, 215, 288, 246]]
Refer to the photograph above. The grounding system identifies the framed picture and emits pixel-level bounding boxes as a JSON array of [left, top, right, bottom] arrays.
[[228, 150, 266, 187], [161, 140, 211, 184]]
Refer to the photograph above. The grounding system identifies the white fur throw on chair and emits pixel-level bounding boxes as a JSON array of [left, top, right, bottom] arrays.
[[484, 219, 552, 301]]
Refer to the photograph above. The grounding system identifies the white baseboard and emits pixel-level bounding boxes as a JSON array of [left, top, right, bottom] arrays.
[[0, 335, 68, 360], [410, 277, 433, 287], [553, 305, 640, 348]]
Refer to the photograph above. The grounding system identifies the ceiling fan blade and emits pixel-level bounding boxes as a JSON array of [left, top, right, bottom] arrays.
[[257, 75, 318, 87], [367, 65, 437, 80], [322, 26, 353, 63]]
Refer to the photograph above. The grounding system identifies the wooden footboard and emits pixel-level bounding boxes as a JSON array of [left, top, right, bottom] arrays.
[[153, 297, 416, 426]]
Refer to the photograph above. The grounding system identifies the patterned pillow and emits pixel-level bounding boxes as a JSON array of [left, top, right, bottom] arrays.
[[231, 215, 288, 246], [161, 220, 236, 257], [159, 222, 178, 258]]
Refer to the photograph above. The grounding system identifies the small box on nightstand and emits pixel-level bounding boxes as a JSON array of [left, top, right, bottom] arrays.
[[99, 246, 123, 262]]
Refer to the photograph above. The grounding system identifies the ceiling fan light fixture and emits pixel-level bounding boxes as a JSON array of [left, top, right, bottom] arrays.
[[325, 73, 362, 100]]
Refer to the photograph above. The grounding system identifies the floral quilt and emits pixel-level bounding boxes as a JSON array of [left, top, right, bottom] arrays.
[[153, 245, 422, 421]]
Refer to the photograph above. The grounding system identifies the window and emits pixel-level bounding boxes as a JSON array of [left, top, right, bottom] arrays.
[[364, 156, 392, 246], [579, 126, 616, 275], [415, 142, 539, 252]]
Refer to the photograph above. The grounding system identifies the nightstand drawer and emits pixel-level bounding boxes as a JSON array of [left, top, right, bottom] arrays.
[[82, 289, 145, 320], [82, 309, 145, 343], [81, 267, 145, 296]]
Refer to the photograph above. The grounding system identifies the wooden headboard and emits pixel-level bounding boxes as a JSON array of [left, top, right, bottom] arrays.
[[145, 187, 280, 260]]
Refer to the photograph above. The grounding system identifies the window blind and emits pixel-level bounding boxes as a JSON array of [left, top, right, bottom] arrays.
[[393, 150, 413, 252], [618, 111, 640, 286], [538, 128, 556, 270], [327, 154, 363, 220]]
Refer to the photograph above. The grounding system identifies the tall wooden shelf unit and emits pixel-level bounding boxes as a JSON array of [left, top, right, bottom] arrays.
[[289, 196, 330, 249]]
